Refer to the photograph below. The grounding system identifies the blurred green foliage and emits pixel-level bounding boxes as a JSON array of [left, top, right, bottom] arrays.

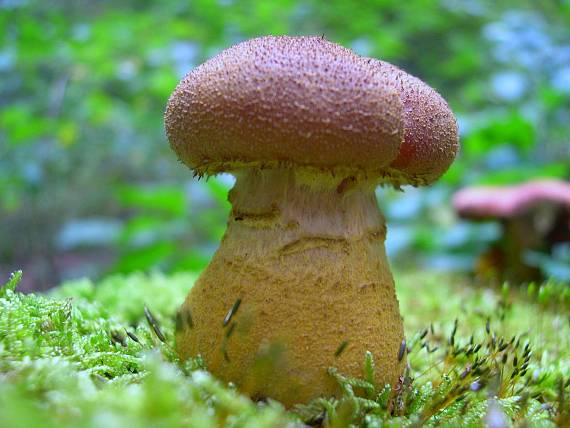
[[1, 0, 569, 287]]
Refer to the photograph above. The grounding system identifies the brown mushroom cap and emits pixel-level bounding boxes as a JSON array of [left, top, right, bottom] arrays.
[[165, 36, 459, 185], [371, 60, 459, 183], [453, 180, 570, 220]]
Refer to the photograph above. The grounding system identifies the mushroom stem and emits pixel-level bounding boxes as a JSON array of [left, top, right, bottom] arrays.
[[176, 168, 405, 406]]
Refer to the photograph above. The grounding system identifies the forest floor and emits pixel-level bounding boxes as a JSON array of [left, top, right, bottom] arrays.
[[0, 270, 568, 427]]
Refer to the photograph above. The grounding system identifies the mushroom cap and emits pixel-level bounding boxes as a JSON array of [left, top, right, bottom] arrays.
[[370, 60, 459, 183], [165, 36, 459, 185], [453, 180, 570, 220]]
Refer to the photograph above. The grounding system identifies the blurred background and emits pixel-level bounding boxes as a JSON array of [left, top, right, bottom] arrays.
[[1, 0, 569, 291]]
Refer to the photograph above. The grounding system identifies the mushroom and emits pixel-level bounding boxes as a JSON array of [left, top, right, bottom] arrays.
[[165, 36, 458, 406], [453, 179, 570, 283]]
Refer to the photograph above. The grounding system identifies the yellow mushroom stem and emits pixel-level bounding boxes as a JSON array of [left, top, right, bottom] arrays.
[[176, 167, 405, 406]]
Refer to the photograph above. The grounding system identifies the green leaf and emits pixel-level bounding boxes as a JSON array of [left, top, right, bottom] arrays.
[[171, 249, 210, 273], [112, 241, 177, 273], [473, 163, 568, 186], [462, 113, 535, 159], [115, 185, 186, 216], [0, 106, 54, 145]]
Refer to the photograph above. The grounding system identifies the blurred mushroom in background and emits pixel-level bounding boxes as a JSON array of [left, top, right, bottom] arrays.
[[453, 179, 570, 283]]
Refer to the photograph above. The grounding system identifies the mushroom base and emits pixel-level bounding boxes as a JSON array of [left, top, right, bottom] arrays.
[[176, 168, 405, 407]]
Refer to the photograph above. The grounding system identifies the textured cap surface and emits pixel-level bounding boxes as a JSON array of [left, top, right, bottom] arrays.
[[371, 61, 459, 183], [453, 180, 570, 219], [165, 36, 459, 185]]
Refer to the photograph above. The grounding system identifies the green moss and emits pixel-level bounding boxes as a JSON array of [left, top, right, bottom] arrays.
[[1, 270, 568, 427]]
